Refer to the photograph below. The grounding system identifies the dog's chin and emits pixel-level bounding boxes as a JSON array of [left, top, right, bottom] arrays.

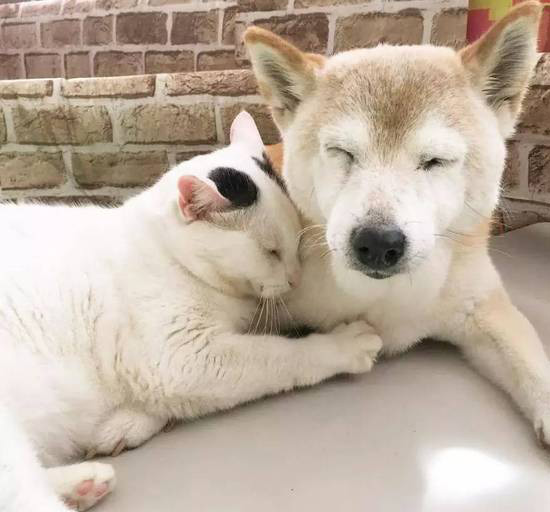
[[362, 269, 395, 280], [346, 256, 416, 281]]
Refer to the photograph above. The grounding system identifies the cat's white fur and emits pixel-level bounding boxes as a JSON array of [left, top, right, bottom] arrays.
[[0, 112, 381, 512]]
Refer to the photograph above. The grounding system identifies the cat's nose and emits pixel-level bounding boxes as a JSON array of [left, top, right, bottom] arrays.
[[288, 270, 301, 288]]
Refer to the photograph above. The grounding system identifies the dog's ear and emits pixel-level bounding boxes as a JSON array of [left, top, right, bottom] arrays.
[[460, 1, 542, 135], [244, 27, 321, 128]]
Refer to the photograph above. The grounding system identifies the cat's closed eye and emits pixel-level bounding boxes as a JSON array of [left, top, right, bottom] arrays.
[[268, 249, 281, 260]]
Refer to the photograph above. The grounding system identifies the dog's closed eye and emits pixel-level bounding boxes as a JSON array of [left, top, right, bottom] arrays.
[[419, 157, 455, 171], [327, 146, 356, 165]]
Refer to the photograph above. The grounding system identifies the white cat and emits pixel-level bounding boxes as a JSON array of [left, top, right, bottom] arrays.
[[0, 112, 381, 512]]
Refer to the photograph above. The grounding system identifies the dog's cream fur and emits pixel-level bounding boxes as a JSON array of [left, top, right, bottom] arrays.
[[247, 2, 550, 446]]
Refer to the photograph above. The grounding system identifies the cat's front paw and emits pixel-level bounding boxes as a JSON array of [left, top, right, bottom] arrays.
[[47, 462, 115, 511], [89, 408, 166, 457], [330, 320, 382, 374]]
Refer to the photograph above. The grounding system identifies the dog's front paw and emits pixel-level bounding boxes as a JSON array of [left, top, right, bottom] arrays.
[[88, 408, 166, 458], [330, 320, 382, 374]]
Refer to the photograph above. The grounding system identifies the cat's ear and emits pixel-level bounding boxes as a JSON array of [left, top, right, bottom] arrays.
[[229, 111, 265, 157], [177, 175, 231, 221]]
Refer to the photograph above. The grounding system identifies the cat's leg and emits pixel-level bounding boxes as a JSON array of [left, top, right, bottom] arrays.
[[0, 405, 69, 512], [89, 408, 166, 457], [168, 320, 381, 411], [46, 462, 115, 511]]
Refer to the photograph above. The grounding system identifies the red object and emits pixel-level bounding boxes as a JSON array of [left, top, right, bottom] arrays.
[[467, 0, 550, 51]]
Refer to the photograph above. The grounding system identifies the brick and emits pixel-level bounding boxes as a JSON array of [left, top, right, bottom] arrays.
[[222, 6, 237, 45], [25, 54, 62, 79], [117, 12, 167, 44], [0, 152, 65, 190], [172, 11, 218, 45], [0, 4, 20, 18], [0, 111, 5, 143], [65, 52, 90, 78], [73, 152, 168, 188], [235, 21, 248, 62], [144, 51, 194, 74], [63, 75, 155, 98], [518, 87, 550, 135], [12, 105, 112, 144], [430, 9, 467, 49], [41, 20, 81, 48], [334, 11, 424, 51], [95, 0, 137, 8], [240, 0, 287, 10], [0, 54, 22, 80], [83, 16, 113, 45], [166, 70, 257, 97], [220, 103, 280, 145], [253, 14, 329, 53], [119, 104, 216, 144], [25, 195, 121, 206], [497, 198, 550, 231], [148, 0, 194, 5], [0, 79, 53, 99], [175, 150, 210, 164], [62, 0, 92, 14], [197, 50, 240, 71], [533, 54, 550, 86], [528, 146, 550, 197], [295, 0, 365, 5], [21, 0, 61, 17], [94, 51, 143, 77], [502, 141, 521, 193], [2, 23, 37, 50]]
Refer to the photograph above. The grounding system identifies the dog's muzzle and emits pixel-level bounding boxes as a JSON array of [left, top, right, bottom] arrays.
[[350, 225, 407, 279]]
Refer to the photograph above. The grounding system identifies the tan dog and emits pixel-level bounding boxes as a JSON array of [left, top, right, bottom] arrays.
[[246, 2, 550, 446]]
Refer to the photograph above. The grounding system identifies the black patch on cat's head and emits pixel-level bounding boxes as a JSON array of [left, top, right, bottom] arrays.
[[253, 152, 287, 193], [208, 167, 258, 208]]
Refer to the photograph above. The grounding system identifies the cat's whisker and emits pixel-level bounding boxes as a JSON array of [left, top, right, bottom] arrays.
[[278, 297, 299, 337], [297, 224, 326, 239], [248, 299, 263, 335], [321, 248, 335, 259], [253, 298, 266, 336], [273, 297, 281, 335]]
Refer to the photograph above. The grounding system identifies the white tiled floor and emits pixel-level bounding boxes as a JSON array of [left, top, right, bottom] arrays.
[[99, 224, 550, 512]]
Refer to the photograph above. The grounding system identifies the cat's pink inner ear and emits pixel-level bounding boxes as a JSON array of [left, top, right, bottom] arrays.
[[177, 175, 230, 220]]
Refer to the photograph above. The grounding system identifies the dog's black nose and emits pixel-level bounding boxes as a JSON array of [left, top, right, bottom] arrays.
[[351, 226, 406, 270]]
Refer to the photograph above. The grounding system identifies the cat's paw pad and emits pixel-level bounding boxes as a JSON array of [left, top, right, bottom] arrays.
[[91, 409, 166, 457], [57, 462, 115, 511], [332, 320, 382, 374]]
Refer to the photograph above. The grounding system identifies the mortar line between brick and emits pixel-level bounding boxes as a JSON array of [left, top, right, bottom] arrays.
[[2, 105, 17, 144], [167, 151, 177, 168], [214, 100, 225, 145], [422, 10, 435, 44], [216, 8, 223, 45], [19, 52, 26, 80], [61, 148, 78, 192], [326, 13, 336, 56], [0, 142, 220, 153], [517, 142, 534, 197]]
